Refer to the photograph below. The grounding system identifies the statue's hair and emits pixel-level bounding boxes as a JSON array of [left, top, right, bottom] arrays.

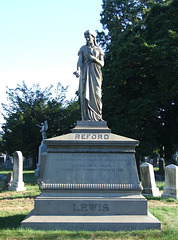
[[84, 30, 97, 46]]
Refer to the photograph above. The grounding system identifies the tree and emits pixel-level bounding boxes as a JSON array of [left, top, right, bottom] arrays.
[[1, 82, 80, 168], [143, 0, 178, 160], [99, 0, 177, 163]]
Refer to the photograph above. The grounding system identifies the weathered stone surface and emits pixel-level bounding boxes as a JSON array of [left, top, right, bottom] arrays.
[[22, 212, 160, 231], [35, 141, 47, 177], [162, 164, 178, 199], [21, 121, 161, 231], [4, 172, 13, 190], [8, 151, 26, 191], [33, 193, 147, 216], [140, 162, 161, 197]]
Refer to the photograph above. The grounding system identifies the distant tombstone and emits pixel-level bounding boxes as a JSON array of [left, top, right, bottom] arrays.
[[153, 154, 160, 167], [0, 155, 6, 164], [140, 162, 161, 197], [144, 156, 149, 162], [162, 164, 178, 199], [8, 151, 26, 191], [149, 159, 153, 165], [24, 156, 33, 169], [4, 172, 13, 190], [159, 158, 165, 175]]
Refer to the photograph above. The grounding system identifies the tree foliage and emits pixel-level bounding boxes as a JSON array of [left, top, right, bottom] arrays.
[[99, 0, 178, 162], [1, 81, 80, 168]]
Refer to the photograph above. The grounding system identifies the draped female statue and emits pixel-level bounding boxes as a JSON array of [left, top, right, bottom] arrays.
[[74, 30, 104, 121]]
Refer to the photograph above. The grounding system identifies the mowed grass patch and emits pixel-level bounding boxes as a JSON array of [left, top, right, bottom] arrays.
[[0, 228, 178, 240]]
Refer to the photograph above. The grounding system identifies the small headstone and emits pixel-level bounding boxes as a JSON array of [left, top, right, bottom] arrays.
[[8, 151, 26, 191], [162, 164, 178, 199], [3, 159, 13, 168], [144, 156, 149, 162], [4, 172, 13, 189], [0, 154, 6, 164], [153, 154, 159, 167], [149, 158, 153, 165], [159, 158, 165, 175], [140, 162, 161, 197]]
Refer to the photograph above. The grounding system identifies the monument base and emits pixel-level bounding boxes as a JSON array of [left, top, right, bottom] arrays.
[[22, 212, 160, 231], [21, 121, 161, 231]]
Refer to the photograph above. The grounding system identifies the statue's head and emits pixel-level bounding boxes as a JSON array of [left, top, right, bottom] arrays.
[[84, 30, 97, 46]]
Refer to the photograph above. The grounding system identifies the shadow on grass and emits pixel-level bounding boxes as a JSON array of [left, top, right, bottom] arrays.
[[0, 193, 38, 201], [145, 195, 178, 203], [0, 214, 27, 229]]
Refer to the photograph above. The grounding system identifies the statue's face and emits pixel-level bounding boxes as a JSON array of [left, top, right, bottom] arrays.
[[85, 33, 94, 45]]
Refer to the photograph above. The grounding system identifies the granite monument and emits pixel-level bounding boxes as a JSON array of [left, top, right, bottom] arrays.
[[21, 30, 161, 231]]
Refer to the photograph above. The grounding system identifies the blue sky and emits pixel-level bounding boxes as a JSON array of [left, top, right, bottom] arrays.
[[0, 0, 103, 126]]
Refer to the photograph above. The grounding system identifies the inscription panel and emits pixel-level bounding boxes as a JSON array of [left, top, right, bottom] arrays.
[[43, 152, 139, 185]]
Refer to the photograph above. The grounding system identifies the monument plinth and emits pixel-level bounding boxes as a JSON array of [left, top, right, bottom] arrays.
[[21, 121, 161, 231]]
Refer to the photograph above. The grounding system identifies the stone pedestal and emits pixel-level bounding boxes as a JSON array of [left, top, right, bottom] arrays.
[[21, 121, 161, 231], [140, 162, 161, 197], [162, 164, 178, 199], [35, 141, 47, 177]]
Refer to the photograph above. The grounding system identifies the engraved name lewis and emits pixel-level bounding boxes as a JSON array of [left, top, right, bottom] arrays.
[[73, 203, 109, 212]]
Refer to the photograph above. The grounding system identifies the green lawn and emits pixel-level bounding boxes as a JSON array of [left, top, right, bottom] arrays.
[[0, 168, 177, 240]]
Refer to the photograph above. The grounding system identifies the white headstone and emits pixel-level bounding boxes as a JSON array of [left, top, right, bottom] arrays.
[[162, 164, 178, 199], [140, 162, 161, 197], [8, 151, 26, 191]]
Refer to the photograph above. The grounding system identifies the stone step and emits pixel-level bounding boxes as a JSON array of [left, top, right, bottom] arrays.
[[21, 211, 161, 231], [34, 194, 147, 215]]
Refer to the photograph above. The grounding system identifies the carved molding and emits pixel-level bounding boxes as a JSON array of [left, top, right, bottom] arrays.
[[40, 183, 142, 191]]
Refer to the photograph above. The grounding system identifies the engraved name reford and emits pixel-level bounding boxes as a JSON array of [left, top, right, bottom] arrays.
[[75, 134, 109, 140], [73, 203, 109, 212]]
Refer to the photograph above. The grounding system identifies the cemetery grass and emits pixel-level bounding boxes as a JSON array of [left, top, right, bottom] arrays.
[[0, 170, 178, 240]]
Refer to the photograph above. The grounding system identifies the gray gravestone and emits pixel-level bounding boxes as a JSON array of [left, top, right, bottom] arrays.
[[149, 159, 153, 165], [162, 164, 178, 199], [4, 172, 13, 190], [8, 151, 26, 191], [140, 162, 160, 197], [153, 154, 159, 167], [21, 121, 160, 231], [159, 158, 165, 175]]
